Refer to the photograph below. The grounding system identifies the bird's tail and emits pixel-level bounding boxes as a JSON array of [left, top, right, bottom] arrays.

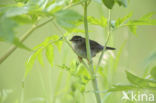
[[106, 46, 116, 50]]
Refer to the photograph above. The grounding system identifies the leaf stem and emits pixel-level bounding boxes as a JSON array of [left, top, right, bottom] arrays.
[[95, 9, 112, 72], [0, 17, 54, 64], [84, 1, 101, 103]]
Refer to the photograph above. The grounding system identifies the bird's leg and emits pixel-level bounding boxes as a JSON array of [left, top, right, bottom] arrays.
[[78, 56, 83, 63], [87, 58, 90, 64]]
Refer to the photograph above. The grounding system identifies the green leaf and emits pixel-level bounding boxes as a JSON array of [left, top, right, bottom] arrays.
[[37, 48, 44, 67], [102, 0, 115, 9], [108, 85, 138, 92], [4, 6, 29, 17], [93, 0, 103, 4], [140, 12, 156, 20], [55, 41, 63, 51], [25, 53, 37, 78], [13, 37, 32, 51], [113, 40, 127, 70], [46, 44, 54, 67], [127, 20, 156, 26], [58, 61, 90, 93], [144, 51, 156, 67], [55, 9, 83, 29], [46, 1, 65, 14], [25, 48, 44, 78], [128, 25, 137, 35], [45, 35, 63, 51], [0, 18, 17, 42], [125, 12, 156, 35], [88, 16, 107, 27], [0, 17, 31, 50], [27, 0, 48, 9], [150, 66, 156, 80], [15, 0, 29, 3], [116, 0, 128, 7], [12, 15, 35, 24], [115, 13, 132, 27], [126, 71, 156, 88]]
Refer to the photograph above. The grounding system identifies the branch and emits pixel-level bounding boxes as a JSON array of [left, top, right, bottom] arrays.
[[0, 0, 86, 64], [84, 1, 101, 103], [0, 17, 54, 64], [95, 10, 112, 72], [52, 22, 90, 71]]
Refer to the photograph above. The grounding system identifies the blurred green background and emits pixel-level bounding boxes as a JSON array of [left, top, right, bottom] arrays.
[[0, 0, 156, 103]]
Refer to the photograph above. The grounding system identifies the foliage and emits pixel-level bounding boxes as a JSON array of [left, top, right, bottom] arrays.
[[58, 61, 91, 93], [0, 0, 156, 103], [25, 35, 63, 78], [101, 0, 128, 9], [108, 69, 156, 92], [0, 89, 13, 103]]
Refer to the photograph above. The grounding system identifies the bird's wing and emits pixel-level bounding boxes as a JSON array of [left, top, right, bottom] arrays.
[[89, 40, 103, 52]]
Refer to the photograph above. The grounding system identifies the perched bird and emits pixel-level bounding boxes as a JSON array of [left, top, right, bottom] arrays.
[[70, 35, 115, 61]]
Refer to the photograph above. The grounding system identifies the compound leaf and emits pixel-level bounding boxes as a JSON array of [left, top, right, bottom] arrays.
[[46, 44, 54, 67]]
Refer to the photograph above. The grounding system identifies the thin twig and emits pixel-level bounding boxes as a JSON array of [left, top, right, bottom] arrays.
[[0, 17, 54, 64], [95, 10, 112, 72], [52, 22, 90, 70], [0, 0, 86, 64]]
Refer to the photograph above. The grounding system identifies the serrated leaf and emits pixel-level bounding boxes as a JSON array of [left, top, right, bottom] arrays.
[[88, 16, 107, 27], [0, 18, 17, 42], [150, 66, 156, 80], [102, 0, 115, 9], [45, 35, 63, 51], [55, 41, 62, 51], [115, 13, 132, 27], [55, 9, 82, 29], [37, 48, 44, 67], [140, 12, 156, 20], [25, 53, 37, 78], [128, 25, 137, 35], [116, 0, 128, 7], [127, 20, 156, 25], [46, 45, 54, 67], [126, 71, 156, 88]]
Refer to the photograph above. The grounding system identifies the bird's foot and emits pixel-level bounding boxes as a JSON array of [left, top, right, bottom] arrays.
[[78, 56, 83, 63]]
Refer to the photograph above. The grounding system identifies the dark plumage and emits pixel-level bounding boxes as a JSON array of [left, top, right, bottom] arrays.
[[70, 35, 115, 58]]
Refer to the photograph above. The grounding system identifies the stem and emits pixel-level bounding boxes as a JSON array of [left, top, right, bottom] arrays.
[[95, 10, 111, 72], [0, 17, 54, 64], [84, 1, 101, 103], [20, 81, 24, 103], [53, 72, 63, 103], [53, 22, 90, 71], [0, 0, 86, 64]]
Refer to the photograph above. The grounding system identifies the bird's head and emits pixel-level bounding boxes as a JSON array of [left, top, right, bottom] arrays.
[[70, 35, 84, 45]]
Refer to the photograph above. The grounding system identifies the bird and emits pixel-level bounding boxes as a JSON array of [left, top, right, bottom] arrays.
[[70, 35, 115, 61]]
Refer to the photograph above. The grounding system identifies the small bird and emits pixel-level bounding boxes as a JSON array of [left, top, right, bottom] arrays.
[[70, 35, 115, 61]]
